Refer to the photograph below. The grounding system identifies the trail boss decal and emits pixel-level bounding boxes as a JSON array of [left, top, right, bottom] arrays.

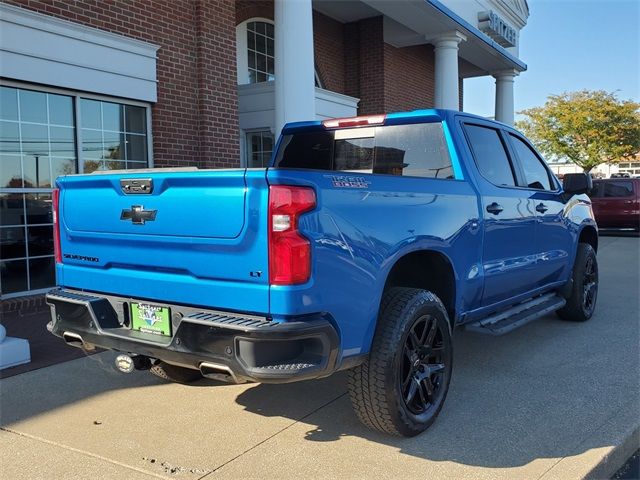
[[327, 175, 371, 189]]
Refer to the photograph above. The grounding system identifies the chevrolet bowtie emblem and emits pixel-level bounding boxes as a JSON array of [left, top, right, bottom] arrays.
[[120, 205, 157, 225]]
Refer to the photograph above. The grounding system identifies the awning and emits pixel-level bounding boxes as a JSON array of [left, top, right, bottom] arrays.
[[313, 0, 527, 78]]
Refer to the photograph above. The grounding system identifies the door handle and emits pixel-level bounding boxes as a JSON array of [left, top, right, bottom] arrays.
[[536, 203, 548, 213], [486, 202, 504, 215]]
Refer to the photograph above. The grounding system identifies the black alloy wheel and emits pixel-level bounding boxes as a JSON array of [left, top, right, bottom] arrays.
[[348, 287, 453, 436], [401, 314, 447, 416], [557, 243, 599, 322], [582, 254, 597, 314]]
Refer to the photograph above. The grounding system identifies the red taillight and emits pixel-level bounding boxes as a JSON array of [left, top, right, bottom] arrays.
[[268, 185, 316, 285], [322, 114, 386, 129], [52, 188, 62, 264]]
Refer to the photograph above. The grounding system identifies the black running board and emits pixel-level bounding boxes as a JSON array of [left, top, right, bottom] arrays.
[[464, 293, 566, 336]]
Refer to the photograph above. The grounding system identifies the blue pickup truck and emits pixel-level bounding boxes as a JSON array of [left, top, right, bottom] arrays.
[[47, 109, 598, 436]]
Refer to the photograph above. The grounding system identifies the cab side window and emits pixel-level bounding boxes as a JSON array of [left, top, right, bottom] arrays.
[[508, 134, 553, 190], [463, 124, 516, 187], [603, 180, 634, 197]]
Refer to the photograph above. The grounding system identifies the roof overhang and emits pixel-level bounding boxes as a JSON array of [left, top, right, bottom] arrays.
[[313, 0, 527, 78]]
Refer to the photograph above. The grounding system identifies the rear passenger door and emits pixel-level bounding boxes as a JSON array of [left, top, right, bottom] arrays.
[[462, 122, 538, 307], [505, 132, 573, 287], [591, 180, 638, 228]]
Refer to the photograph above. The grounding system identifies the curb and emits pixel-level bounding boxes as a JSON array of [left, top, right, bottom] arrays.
[[540, 401, 640, 480], [587, 424, 640, 480]]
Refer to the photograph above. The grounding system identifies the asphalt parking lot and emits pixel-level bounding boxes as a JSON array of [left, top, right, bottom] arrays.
[[1, 235, 638, 480]]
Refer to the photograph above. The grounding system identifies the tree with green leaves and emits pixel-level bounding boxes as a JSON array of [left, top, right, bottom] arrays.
[[516, 90, 640, 172]]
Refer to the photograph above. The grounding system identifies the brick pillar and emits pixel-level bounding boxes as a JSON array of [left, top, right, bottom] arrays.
[[354, 16, 385, 115], [344, 22, 360, 101], [195, 0, 240, 168]]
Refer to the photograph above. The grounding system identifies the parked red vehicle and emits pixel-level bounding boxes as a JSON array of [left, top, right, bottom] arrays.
[[590, 178, 640, 231]]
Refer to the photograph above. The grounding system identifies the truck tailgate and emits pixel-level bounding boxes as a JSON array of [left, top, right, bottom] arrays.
[[56, 169, 270, 313]]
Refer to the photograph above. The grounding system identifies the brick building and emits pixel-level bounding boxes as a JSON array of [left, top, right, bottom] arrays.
[[0, 0, 529, 299]]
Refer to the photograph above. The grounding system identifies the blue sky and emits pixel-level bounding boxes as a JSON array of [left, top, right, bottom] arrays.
[[463, 0, 640, 118]]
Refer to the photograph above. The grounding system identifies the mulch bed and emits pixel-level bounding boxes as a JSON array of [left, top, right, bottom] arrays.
[[0, 307, 98, 379]]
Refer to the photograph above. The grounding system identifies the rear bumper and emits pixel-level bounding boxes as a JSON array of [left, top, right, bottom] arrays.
[[46, 288, 340, 384]]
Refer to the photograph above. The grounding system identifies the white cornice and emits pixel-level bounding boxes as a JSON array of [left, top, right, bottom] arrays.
[[0, 2, 159, 102], [0, 2, 159, 58]]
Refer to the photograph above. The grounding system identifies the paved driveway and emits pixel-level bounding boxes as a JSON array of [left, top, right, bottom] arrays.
[[1, 236, 638, 480]]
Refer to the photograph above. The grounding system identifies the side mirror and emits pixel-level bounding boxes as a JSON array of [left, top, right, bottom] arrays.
[[563, 173, 593, 195]]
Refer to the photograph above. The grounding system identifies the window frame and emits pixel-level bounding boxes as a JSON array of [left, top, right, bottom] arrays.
[[273, 122, 458, 181], [461, 121, 519, 189], [0, 79, 154, 179], [245, 128, 275, 168], [592, 180, 635, 198], [0, 80, 153, 299], [504, 131, 561, 193], [236, 18, 275, 85], [235, 18, 326, 88]]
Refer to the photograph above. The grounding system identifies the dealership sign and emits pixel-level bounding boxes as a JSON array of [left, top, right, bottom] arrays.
[[478, 11, 517, 48]]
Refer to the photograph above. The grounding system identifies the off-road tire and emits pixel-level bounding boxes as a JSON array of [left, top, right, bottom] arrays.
[[347, 287, 453, 437], [556, 243, 598, 322], [149, 361, 202, 384]]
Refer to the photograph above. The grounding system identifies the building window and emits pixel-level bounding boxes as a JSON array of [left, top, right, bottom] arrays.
[[236, 18, 324, 87], [247, 21, 275, 84], [0, 84, 151, 298], [246, 130, 274, 167], [80, 99, 148, 173], [1, 87, 76, 189], [0, 86, 75, 296]]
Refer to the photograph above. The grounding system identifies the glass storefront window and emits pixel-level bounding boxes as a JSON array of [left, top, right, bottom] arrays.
[[80, 100, 148, 173], [0, 85, 74, 296], [0, 191, 53, 295], [0, 88, 77, 190], [0, 85, 150, 297]]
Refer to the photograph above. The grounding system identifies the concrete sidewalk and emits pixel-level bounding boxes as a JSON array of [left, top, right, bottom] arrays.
[[1, 236, 638, 480]]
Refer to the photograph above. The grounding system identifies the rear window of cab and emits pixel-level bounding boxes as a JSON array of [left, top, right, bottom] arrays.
[[274, 123, 454, 180]]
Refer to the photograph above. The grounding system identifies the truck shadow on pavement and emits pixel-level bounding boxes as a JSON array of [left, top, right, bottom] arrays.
[[230, 237, 639, 469], [232, 312, 639, 469], [0, 310, 637, 471]]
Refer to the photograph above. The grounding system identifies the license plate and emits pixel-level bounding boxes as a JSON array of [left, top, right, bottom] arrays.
[[130, 303, 172, 337]]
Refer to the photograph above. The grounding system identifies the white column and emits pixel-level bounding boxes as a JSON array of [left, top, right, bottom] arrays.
[[433, 31, 466, 111], [275, 0, 316, 137], [494, 69, 519, 125]]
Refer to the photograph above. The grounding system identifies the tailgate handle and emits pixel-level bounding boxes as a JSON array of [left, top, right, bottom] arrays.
[[121, 178, 153, 194]]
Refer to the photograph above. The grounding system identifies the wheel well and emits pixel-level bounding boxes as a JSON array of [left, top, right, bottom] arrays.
[[579, 226, 598, 252], [384, 250, 456, 322]]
